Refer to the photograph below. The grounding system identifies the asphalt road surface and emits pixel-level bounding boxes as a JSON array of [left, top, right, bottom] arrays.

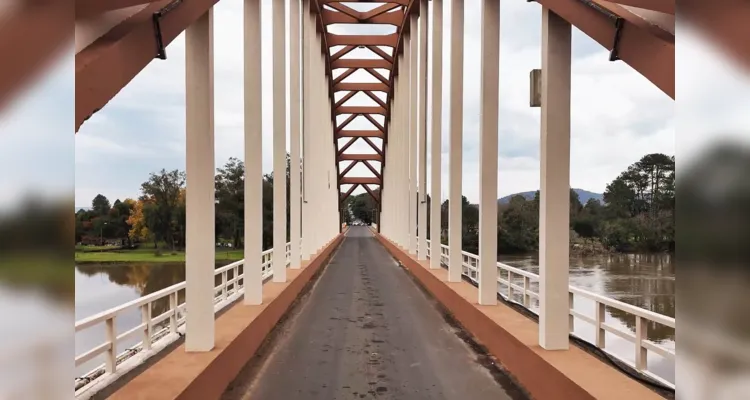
[[223, 226, 527, 400]]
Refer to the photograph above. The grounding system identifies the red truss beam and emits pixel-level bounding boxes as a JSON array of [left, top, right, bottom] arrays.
[[0, 1, 72, 114], [335, 113, 358, 132], [604, 0, 674, 14], [320, 0, 408, 5], [76, 0, 222, 131], [340, 183, 360, 203], [337, 130, 384, 138], [331, 59, 392, 69], [338, 160, 359, 178], [76, 0, 162, 18], [334, 82, 389, 92], [333, 68, 356, 85], [338, 154, 384, 162], [331, 45, 356, 61], [361, 3, 401, 21], [334, 91, 357, 108], [362, 137, 383, 156], [365, 68, 389, 84], [337, 137, 358, 155], [336, 106, 387, 115], [362, 184, 381, 203], [327, 33, 399, 47], [367, 45, 394, 63], [364, 90, 387, 108], [538, 0, 674, 98], [362, 160, 382, 180], [340, 177, 382, 185]]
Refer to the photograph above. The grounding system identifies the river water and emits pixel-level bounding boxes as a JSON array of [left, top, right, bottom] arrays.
[[501, 253, 675, 385], [74, 253, 675, 384]]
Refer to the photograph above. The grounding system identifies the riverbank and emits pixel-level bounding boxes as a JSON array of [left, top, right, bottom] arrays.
[[0, 255, 73, 299], [74, 247, 243, 263], [570, 238, 611, 256]]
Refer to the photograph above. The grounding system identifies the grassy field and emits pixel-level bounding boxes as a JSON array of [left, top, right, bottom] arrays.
[[0, 255, 73, 300], [74, 247, 244, 263]]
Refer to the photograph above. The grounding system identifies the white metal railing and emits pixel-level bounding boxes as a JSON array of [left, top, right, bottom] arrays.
[[74, 243, 293, 396], [424, 239, 675, 388]]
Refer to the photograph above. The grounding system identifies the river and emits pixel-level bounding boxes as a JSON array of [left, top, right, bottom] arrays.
[[74, 253, 675, 384]]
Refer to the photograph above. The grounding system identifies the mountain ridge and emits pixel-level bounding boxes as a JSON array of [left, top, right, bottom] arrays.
[[498, 188, 603, 204]]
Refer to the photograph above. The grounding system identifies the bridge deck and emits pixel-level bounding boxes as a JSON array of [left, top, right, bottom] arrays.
[[223, 226, 526, 400]]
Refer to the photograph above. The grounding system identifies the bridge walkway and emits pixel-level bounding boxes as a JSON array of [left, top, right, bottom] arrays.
[[222, 226, 526, 400]]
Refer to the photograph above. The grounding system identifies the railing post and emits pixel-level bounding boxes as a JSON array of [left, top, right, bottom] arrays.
[[169, 292, 178, 334], [635, 316, 648, 370], [105, 317, 116, 373], [141, 304, 152, 351], [507, 271, 513, 300], [595, 301, 606, 348], [568, 292, 574, 333], [448, 0, 464, 283], [272, 0, 287, 283], [221, 270, 227, 301], [235, 264, 241, 293], [538, 6, 571, 351], [185, 7, 215, 352], [523, 276, 530, 307], [477, 0, 499, 306]]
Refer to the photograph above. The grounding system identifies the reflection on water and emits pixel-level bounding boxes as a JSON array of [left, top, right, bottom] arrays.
[[500, 253, 675, 384]]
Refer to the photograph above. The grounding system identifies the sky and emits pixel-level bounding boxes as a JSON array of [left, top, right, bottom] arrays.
[[13, 0, 747, 209]]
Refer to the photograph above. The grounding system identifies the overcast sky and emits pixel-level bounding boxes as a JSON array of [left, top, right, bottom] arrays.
[[10, 0, 730, 208]]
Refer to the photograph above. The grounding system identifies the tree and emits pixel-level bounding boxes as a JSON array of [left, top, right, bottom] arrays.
[[350, 192, 378, 224], [600, 153, 675, 251], [127, 199, 152, 245], [139, 169, 185, 251], [498, 195, 538, 253], [215, 158, 245, 248], [92, 194, 111, 216]]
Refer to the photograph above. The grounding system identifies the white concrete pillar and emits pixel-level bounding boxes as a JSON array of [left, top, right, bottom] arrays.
[[290, 0, 301, 269], [388, 74, 401, 246], [448, 0, 464, 283], [312, 28, 322, 252], [399, 64, 407, 248], [539, 7, 571, 351], [309, 25, 318, 253], [272, 0, 287, 282], [417, 6, 428, 260], [478, 0, 499, 306], [185, 8, 215, 352], [244, 0, 263, 304], [430, 0, 443, 270], [301, 0, 311, 261], [400, 65, 409, 248], [395, 70, 409, 249], [407, 33, 417, 256]]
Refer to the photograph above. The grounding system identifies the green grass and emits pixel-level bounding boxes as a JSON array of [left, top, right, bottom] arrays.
[[74, 247, 244, 263], [75, 244, 123, 252], [0, 255, 74, 300]]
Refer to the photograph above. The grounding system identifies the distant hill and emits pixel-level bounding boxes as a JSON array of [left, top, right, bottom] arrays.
[[498, 188, 603, 204]]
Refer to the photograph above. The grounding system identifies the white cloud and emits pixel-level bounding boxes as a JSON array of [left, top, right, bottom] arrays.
[[75, 0, 677, 208]]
